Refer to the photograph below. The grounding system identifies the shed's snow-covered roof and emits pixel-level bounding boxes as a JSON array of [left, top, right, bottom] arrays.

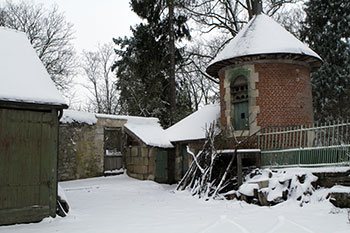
[[0, 27, 67, 107], [206, 14, 322, 77], [124, 116, 174, 148], [165, 104, 220, 142]]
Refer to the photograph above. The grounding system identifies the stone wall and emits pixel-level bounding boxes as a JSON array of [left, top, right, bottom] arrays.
[[58, 123, 102, 181], [58, 117, 127, 181], [125, 145, 156, 180]]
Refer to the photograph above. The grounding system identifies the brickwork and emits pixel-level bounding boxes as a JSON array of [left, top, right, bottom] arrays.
[[219, 70, 227, 127], [255, 62, 314, 128], [218, 61, 314, 138]]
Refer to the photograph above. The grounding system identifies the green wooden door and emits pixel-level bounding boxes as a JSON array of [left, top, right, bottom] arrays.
[[0, 108, 57, 225], [155, 150, 168, 183], [182, 145, 189, 176], [234, 101, 249, 130]]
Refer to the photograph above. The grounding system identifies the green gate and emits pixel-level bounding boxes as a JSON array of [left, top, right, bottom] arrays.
[[182, 145, 189, 176], [155, 150, 168, 183], [0, 108, 58, 225], [234, 101, 249, 130], [258, 121, 350, 167]]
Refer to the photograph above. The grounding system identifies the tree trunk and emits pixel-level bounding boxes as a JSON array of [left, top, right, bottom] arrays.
[[168, 0, 176, 125]]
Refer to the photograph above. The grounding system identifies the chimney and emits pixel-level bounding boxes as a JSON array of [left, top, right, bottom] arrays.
[[253, 0, 263, 15]]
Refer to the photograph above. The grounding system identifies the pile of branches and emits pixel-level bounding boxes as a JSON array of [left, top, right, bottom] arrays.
[[176, 124, 239, 200]]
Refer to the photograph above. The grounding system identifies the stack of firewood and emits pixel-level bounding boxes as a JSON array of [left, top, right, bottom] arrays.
[[176, 124, 240, 199]]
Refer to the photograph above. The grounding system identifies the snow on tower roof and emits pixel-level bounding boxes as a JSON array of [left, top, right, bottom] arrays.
[[165, 104, 220, 142], [0, 27, 67, 107], [206, 14, 322, 77]]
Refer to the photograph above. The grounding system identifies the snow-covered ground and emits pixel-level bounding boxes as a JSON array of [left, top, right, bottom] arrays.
[[1, 175, 349, 233]]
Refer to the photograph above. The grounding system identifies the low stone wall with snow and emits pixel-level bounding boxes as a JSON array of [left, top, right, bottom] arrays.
[[58, 112, 127, 181], [59, 123, 103, 181], [125, 146, 157, 180]]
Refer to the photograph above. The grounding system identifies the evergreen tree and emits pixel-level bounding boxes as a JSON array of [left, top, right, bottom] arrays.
[[300, 0, 350, 122], [112, 0, 191, 127]]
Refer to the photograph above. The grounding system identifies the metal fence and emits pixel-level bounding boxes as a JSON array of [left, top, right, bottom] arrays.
[[257, 120, 350, 167]]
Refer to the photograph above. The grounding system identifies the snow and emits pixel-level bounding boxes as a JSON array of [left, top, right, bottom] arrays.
[[57, 184, 69, 206], [328, 185, 350, 194], [241, 169, 319, 203], [60, 110, 172, 148], [0, 27, 67, 107], [166, 104, 220, 142], [95, 113, 129, 120], [124, 116, 173, 148], [1, 175, 349, 233], [207, 14, 321, 73], [238, 183, 259, 196], [218, 149, 261, 154], [275, 166, 350, 174], [60, 110, 97, 125]]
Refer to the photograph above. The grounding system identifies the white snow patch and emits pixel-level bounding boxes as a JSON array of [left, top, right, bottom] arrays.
[[238, 183, 259, 196], [1, 175, 349, 233], [57, 184, 69, 205], [242, 169, 318, 203], [60, 110, 97, 125], [165, 104, 220, 142], [328, 185, 350, 194], [208, 14, 321, 68], [217, 149, 261, 154], [0, 27, 67, 106], [125, 116, 173, 148], [275, 166, 350, 174]]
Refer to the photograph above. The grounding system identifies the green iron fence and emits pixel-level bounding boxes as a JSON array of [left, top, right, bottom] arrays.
[[257, 120, 350, 167]]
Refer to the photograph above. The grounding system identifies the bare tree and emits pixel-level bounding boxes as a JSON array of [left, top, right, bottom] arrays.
[[177, 37, 223, 110], [81, 43, 119, 114], [184, 0, 303, 36], [0, 0, 76, 92]]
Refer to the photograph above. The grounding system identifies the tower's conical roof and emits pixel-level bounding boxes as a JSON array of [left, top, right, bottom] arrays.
[[206, 14, 322, 77]]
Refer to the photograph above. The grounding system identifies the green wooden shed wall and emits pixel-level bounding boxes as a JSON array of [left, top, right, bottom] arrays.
[[0, 103, 63, 225]]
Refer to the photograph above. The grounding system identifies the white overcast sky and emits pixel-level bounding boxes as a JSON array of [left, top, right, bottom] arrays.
[[2, 0, 142, 108], [5, 0, 141, 51]]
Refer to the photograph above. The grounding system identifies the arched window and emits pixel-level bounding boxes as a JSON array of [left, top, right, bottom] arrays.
[[230, 76, 249, 130], [230, 75, 248, 104]]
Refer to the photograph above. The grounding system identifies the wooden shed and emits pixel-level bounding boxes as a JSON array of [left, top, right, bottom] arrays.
[[0, 28, 68, 225]]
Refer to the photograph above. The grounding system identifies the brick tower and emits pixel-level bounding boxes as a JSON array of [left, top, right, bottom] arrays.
[[206, 13, 322, 136]]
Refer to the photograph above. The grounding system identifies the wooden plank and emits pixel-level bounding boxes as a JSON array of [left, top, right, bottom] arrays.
[[0, 108, 57, 225], [0, 205, 49, 225], [237, 153, 242, 186]]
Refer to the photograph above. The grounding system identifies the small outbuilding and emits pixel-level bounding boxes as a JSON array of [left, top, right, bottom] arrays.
[[165, 104, 220, 180], [58, 111, 176, 183], [123, 116, 174, 183], [0, 28, 68, 225]]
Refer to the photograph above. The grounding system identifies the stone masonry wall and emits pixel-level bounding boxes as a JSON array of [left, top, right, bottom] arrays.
[[58, 123, 102, 181], [125, 146, 156, 180], [58, 117, 127, 181], [220, 64, 260, 136]]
